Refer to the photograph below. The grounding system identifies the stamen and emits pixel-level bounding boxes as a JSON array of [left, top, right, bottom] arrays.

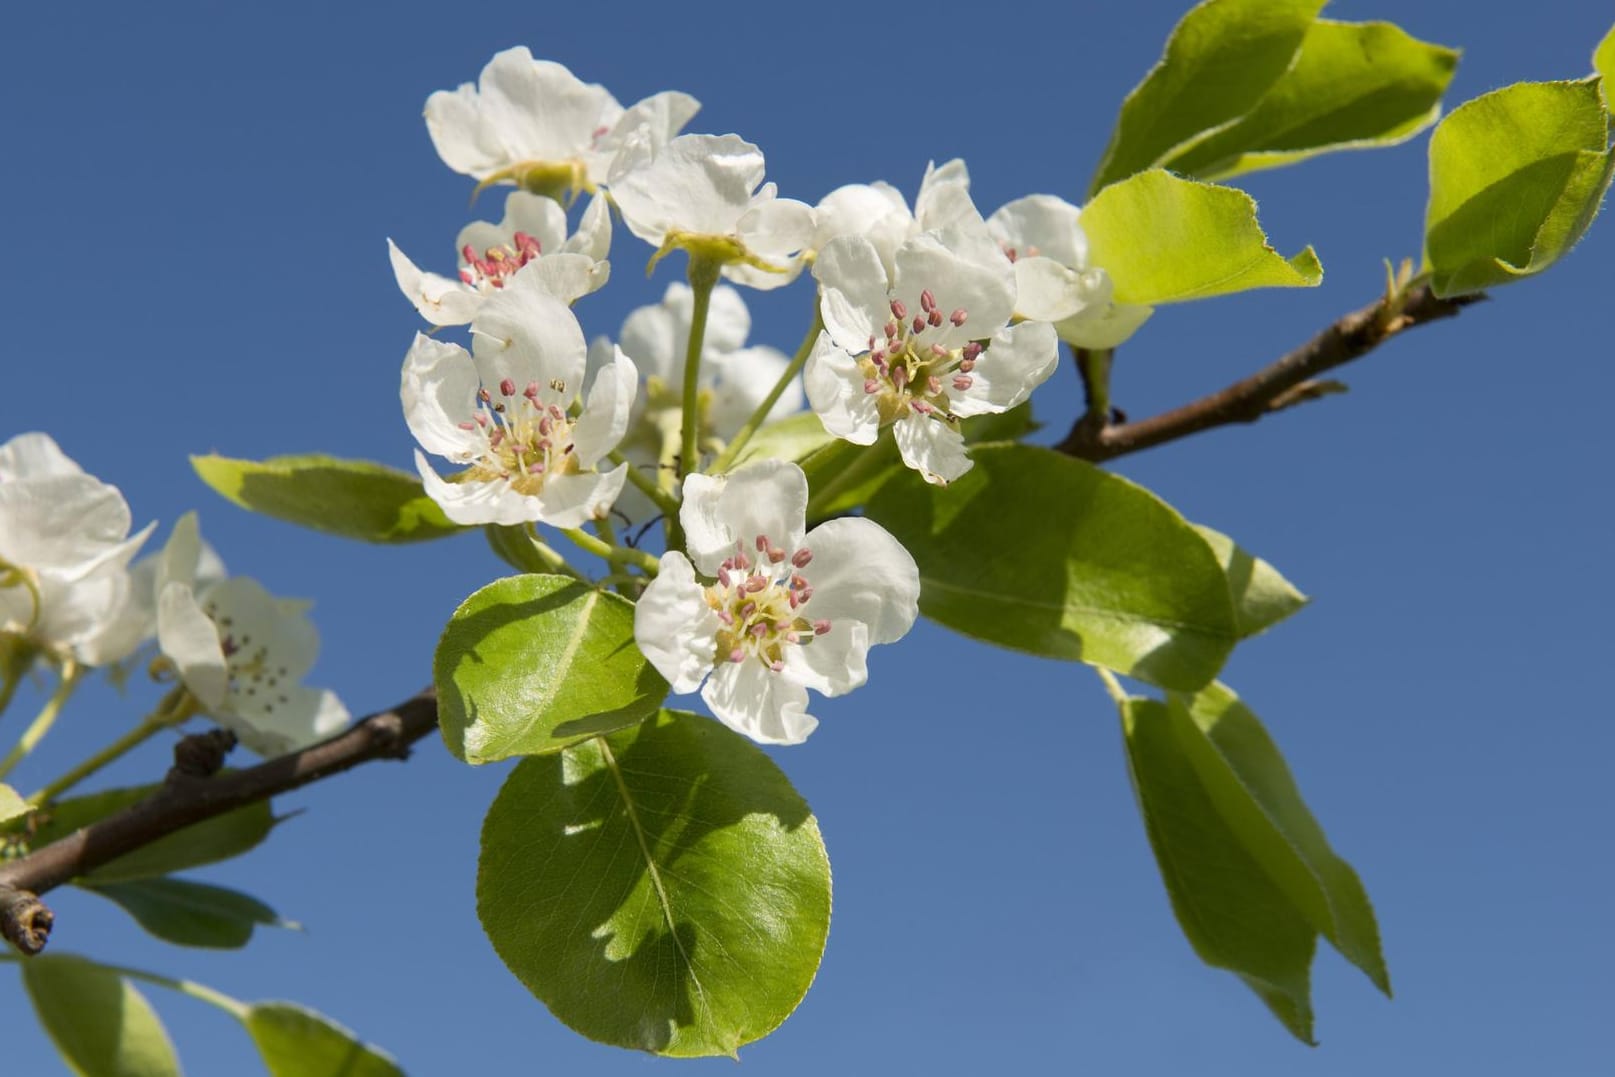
[[791, 549, 813, 568], [813, 619, 832, 635], [950, 308, 968, 327], [890, 299, 908, 320]]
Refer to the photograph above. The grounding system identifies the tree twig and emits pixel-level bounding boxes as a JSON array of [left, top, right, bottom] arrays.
[[0, 688, 438, 955], [1056, 282, 1485, 462]]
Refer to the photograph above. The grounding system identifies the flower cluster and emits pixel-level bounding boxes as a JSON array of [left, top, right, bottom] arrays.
[[400, 46, 1149, 742]]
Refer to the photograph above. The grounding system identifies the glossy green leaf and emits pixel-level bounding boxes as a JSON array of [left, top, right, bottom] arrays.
[[243, 1002, 404, 1077], [1595, 24, 1614, 109], [86, 876, 289, 950], [1191, 524, 1308, 637], [1081, 170, 1322, 305], [1166, 20, 1458, 180], [24, 783, 277, 884], [866, 445, 1237, 690], [1171, 682, 1390, 995], [484, 524, 559, 574], [192, 453, 463, 543], [1120, 698, 1317, 1043], [1424, 78, 1615, 296], [0, 781, 28, 824], [435, 574, 668, 763], [1089, 0, 1325, 193], [21, 954, 182, 1077], [478, 711, 830, 1058]]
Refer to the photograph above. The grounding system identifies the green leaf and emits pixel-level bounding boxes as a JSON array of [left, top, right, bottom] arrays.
[[1190, 524, 1308, 637], [484, 524, 558, 574], [1120, 698, 1317, 1043], [1166, 20, 1459, 181], [1595, 24, 1615, 109], [1170, 682, 1390, 995], [192, 453, 464, 543], [21, 954, 182, 1077], [1089, 0, 1325, 194], [865, 445, 1238, 691], [1424, 78, 1615, 297], [1080, 170, 1322, 305], [434, 574, 669, 763], [477, 711, 830, 1058], [86, 876, 289, 950], [0, 781, 28, 824], [23, 783, 277, 884], [727, 410, 840, 472], [242, 1002, 404, 1077]]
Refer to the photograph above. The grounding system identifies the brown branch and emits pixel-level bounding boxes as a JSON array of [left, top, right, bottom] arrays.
[[0, 687, 438, 955], [1056, 282, 1485, 462]]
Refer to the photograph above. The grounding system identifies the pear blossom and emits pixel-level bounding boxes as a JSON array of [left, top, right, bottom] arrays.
[[634, 460, 918, 745], [389, 190, 612, 325], [0, 433, 153, 667], [425, 46, 699, 201], [608, 133, 815, 290], [986, 194, 1152, 349], [805, 218, 1060, 484], [404, 269, 636, 527], [153, 514, 348, 756]]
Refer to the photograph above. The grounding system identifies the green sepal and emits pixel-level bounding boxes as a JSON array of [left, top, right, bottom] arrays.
[[191, 453, 464, 543], [1424, 78, 1615, 297], [1080, 170, 1322, 305], [477, 711, 831, 1058], [434, 574, 668, 763]]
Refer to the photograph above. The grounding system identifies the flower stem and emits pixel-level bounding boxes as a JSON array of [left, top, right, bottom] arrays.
[[26, 687, 195, 807], [1094, 666, 1128, 706], [561, 528, 661, 576], [679, 256, 723, 483], [802, 437, 895, 520], [0, 661, 82, 783], [711, 307, 824, 474]]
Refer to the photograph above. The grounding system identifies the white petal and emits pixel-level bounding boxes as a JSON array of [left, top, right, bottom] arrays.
[[571, 351, 638, 467], [220, 684, 349, 757], [563, 193, 614, 261], [893, 231, 1014, 344], [400, 333, 480, 460], [1056, 301, 1154, 350], [157, 581, 228, 708], [388, 240, 483, 327], [516, 251, 610, 305], [814, 236, 889, 350], [680, 460, 808, 576], [738, 197, 814, 259], [782, 619, 870, 697], [798, 517, 920, 646], [415, 451, 533, 526], [0, 432, 82, 481], [950, 320, 1060, 417], [988, 194, 1087, 267], [471, 270, 588, 403], [813, 182, 910, 251], [424, 82, 502, 178], [478, 50, 617, 166], [803, 333, 880, 444], [459, 189, 568, 255], [1012, 256, 1092, 323], [618, 295, 678, 381], [633, 552, 718, 694], [206, 576, 320, 684], [701, 659, 819, 745], [586, 90, 701, 185], [0, 474, 138, 578], [707, 346, 798, 436], [609, 133, 765, 244], [529, 468, 627, 529], [894, 414, 972, 485]]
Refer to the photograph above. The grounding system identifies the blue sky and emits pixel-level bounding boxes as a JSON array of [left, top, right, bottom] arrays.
[[2, 0, 1612, 1073]]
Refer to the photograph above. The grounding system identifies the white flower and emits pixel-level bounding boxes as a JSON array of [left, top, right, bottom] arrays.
[[404, 270, 636, 527], [0, 433, 153, 667], [425, 46, 699, 200], [805, 220, 1060, 484], [153, 515, 348, 756], [986, 194, 1152, 349], [608, 133, 815, 290], [634, 460, 918, 745], [389, 190, 612, 325]]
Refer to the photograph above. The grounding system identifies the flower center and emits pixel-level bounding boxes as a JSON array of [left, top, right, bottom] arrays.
[[458, 378, 580, 494], [860, 289, 978, 426], [705, 536, 831, 672], [207, 601, 292, 714], [459, 232, 542, 292]]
